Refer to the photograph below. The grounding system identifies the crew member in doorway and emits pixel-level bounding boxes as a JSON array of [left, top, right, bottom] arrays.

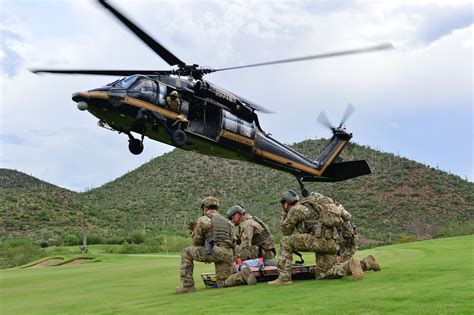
[[166, 90, 181, 113]]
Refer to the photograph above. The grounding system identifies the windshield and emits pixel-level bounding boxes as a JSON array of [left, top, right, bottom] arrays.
[[111, 76, 139, 89]]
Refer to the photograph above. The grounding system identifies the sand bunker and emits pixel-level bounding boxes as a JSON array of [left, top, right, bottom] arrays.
[[30, 258, 64, 269]]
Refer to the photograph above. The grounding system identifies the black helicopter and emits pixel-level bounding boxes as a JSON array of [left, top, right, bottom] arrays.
[[32, 0, 392, 197]]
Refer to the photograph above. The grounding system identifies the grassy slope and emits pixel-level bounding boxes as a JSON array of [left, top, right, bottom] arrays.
[[1, 236, 473, 314], [0, 169, 111, 241], [2, 140, 473, 243], [80, 140, 474, 241]]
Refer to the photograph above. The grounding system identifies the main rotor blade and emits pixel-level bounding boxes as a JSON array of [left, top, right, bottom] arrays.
[[212, 43, 393, 72], [30, 69, 173, 76], [317, 111, 333, 130], [98, 0, 185, 67], [339, 103, 355, 127]]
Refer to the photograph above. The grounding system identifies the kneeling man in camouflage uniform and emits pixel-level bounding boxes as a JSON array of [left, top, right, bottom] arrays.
[[226, 205, 276, 261], [268, 191, 364, 285], [338, 220, 381, 272], [176, 197, 256, 293]]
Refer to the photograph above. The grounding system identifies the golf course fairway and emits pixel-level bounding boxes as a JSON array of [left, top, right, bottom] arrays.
[[1, 235, 473, 314]]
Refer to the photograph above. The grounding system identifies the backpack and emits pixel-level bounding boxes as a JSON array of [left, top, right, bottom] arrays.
[[302, 192, 345, 228]]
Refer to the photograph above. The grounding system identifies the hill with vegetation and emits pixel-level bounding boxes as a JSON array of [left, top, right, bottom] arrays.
[[1, 139, 473, 245], [0, 169, 111, 246]]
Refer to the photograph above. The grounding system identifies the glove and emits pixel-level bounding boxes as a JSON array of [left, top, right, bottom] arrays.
[[187, 221, 196, 233]]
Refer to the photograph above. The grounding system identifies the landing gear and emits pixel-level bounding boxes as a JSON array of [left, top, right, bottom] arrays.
[[171, 129, 187, 147], [296, 176, 309, 198], [128, 133, 144, 155], [150, 111, 187, 148]]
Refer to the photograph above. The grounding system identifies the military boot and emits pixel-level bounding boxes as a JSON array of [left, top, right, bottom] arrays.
[[268, 278, 293, 285], [241, 268, 257, 285], [348, 257, 364, 280], [175, 285, 196, 294], [361, 255, 381, 272]]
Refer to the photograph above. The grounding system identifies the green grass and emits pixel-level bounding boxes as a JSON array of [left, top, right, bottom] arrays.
[[1, 236, 473, 314]]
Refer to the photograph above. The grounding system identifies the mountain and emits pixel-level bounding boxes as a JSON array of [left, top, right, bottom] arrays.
[[1, 139, 473, 244]]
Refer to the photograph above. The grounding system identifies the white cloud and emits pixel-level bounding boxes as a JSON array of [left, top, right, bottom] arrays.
[[1, 0, 472, 189]]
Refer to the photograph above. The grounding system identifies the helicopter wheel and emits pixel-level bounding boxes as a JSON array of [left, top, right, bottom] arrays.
[[171, 130, 187, 147], [128, 138, 144, 155]]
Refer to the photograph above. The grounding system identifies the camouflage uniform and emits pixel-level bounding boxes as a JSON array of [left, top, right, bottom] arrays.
[[179, 209, 253, 289], [337, 220, 358, 262], [275, 203, 340, 281], [236, 213, 275, 260], [166, 91, 181, 113]]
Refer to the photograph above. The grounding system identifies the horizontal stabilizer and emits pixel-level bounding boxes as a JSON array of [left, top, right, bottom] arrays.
[[302, 160, 371, 182]]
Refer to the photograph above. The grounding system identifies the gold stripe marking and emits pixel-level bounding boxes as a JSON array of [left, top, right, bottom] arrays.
[[220, 130, 255, 146], [319, 140, 348, 174], [77, 92, 188, 123], [254, 139, 348, 177], [254, 149, 320, 175], [73, 91, 108, 100]]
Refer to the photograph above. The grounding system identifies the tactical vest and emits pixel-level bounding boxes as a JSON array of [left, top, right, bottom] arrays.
[[302, 193, 348, 228], [250, 215, 273, 248], [300, 193, 349, 239], [292, 205, 318, 234], [208, 213, 232, 246]]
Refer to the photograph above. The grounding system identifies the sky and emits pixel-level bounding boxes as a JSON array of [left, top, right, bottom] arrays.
[[1, 0, 472, 191]]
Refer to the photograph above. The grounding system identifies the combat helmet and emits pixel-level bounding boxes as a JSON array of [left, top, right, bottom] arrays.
[[280, 190, 299, 204], [201, 196, 220, 209], [170, 90, 179, 98], [226, 204, 246, 220]]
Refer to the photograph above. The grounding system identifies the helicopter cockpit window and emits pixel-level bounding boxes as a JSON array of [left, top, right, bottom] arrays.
[[130, 78, 157, 104], [113, 76, 138, 89]]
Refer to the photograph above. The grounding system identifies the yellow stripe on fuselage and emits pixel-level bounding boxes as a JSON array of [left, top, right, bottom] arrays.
[[73, 91, 188, 122], [220, 130, 255, 146], [253, 139, 348, 176]]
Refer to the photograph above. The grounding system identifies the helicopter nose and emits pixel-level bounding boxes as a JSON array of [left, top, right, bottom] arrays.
[[77, 101, 88, 111]]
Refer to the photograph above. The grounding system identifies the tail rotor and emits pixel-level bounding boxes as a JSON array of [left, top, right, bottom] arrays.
[[317, 103, 355, 131], [317, 103, 355, 141], [338, 103, 355, 128]]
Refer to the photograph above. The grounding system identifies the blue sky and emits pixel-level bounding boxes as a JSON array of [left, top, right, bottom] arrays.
[[1, 0, 472, 191]]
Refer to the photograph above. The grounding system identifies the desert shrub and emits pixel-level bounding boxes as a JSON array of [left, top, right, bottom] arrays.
[[129, 230, 145, 244], [101, 235, 190, 254], [86, 234, 104, 245], [63, 233, 80, 246], [161, 235, 191, 252], [358, 242, 385, 250], [104, 235, 126, 244], [435, 221, 474, 238], [0, 239, 43, 269], [44, 246, 78, 256]]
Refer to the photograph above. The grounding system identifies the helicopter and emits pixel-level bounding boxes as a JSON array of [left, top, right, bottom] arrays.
[[32, 0, 393, 197]]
